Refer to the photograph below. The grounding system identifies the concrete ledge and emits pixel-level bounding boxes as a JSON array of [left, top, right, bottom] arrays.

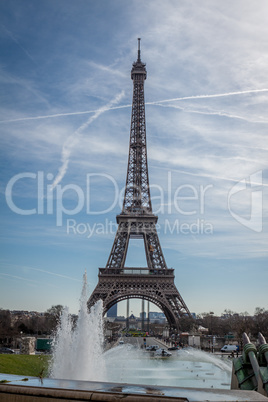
[[1, 374, 268, 401], [0, 384, 187, 401]]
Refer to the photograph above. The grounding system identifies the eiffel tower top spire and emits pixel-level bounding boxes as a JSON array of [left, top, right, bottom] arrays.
[[121, 38, 153, 216], [137, 37, 141, 62], [131, 38, 146, 79]]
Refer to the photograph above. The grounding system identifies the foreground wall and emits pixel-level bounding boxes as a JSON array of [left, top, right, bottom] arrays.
[[1, 382, 268, 402], [0, 384, 185, 402]]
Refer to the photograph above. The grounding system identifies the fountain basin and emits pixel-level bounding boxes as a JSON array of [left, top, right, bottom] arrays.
[[104, 344, 232, 389]]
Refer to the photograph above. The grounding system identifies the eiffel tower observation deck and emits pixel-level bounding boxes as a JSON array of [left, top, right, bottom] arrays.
[[88, 39, 191, 329]]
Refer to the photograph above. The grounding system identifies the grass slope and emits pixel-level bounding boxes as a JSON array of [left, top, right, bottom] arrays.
[[0, 355, 50, 377]]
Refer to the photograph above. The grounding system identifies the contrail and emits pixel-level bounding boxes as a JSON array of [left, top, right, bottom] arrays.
[[51, 90, 125, 188], [3, 262, 82, 282], [0, 272, 44, 285], [1, 88, 267, 124], [146, 88, 268, 105], [0, 272, 68, 289], [151, 165, 267, 187], [153, 102, 268, 124], [0, 104, 132, 124], [1, 24, 36, 64], [22, 265, 82, 282]]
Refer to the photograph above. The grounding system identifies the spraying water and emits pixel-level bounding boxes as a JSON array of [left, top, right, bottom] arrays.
[[50, 272, 106, 381]]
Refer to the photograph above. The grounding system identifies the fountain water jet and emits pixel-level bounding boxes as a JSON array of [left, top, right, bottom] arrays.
[[50, 271, 106, 382]]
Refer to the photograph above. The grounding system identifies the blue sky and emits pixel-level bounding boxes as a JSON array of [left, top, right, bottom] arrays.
[[0, 0, 267, 318]]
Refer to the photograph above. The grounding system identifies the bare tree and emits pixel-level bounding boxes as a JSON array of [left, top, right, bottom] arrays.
[[45, 305, 64, 333]]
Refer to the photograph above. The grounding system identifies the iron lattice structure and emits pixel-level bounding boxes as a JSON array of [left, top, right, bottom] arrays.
[[88, 39, 191, 328]]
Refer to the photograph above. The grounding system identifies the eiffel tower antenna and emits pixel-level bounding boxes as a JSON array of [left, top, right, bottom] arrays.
[[137, 37, 141, 61], [88, 40, 191, 329]]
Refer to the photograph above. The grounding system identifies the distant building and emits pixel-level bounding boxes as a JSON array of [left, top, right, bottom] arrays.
[[107, 304, 117, 318], [114, 316, 125, 322], [149, 311, 166, 323], [129, 314, 138, 329]]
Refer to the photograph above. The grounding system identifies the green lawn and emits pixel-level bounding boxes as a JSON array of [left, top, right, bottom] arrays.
[[0, 354, 50, 378]]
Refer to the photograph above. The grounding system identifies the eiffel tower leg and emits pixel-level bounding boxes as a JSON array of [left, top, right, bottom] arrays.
[[144, 228, 167, 271], [105, 222, 130, 270]]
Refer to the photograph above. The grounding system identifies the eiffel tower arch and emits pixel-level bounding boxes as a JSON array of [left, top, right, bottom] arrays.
[[88, 39, 191, 329]]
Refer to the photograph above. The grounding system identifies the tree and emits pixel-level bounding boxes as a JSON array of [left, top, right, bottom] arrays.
[[45, 305, 64, 333], [178, 315, 195, 332], [252, 307, 268, 338], [0, 309, 12, 343]]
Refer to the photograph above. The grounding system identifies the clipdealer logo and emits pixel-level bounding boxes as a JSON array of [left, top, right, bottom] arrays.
[[228, 170, 263, 233], [5, 171, 214, 230], [66, 217, 213, 238]]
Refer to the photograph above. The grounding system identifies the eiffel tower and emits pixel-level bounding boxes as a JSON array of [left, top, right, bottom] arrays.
[[88, 39, 191, 329]]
